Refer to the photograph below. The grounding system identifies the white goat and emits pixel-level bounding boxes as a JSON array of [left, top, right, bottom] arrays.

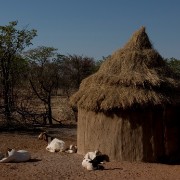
[[46, 138, 66, 152], [0, 149, 31, 163], [38, 132, 77, 153]]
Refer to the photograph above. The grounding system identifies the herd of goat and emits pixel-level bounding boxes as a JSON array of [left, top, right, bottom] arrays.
[[0, 132, 109, 171]]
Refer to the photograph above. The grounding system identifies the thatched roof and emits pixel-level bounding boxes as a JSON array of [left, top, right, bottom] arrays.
[[70, 27, 179, 111]]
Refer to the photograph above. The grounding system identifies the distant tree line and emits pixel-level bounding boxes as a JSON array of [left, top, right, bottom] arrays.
[[0, 21, 103, 127], [0, 21, 179, 128], [164, 57, 180, 76]]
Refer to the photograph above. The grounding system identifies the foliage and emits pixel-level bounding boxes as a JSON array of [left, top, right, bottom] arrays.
[[23, 49, 100, 124], [93, 56, 111, 72], [165, 57, 180, 76], [57, 54, 96, 92], [25, 46, 59, 124], [0, 21, 37, 123]]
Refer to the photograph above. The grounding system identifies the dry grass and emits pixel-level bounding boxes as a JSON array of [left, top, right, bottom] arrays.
[[0, 93, 76, 129]]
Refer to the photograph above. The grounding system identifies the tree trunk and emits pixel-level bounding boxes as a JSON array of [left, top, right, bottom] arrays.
[[47, 95, 53, 125], [4, 84, 12, 123], [1, 58, 13, 124]]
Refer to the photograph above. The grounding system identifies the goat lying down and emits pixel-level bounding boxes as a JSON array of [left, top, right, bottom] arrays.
[[65, 144, 77, 154], [82, 150, 109, 171], [46, 138, 65, 152], [38, 132, 77, 153], [0, 149, 31, 163]]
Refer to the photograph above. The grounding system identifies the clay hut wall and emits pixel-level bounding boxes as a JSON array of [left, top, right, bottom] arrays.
[[164, 106, 180, 157], [78, 108, 164, 162]]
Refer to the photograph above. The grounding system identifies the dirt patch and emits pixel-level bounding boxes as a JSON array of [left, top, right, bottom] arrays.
[[0, 127, 179, 180]]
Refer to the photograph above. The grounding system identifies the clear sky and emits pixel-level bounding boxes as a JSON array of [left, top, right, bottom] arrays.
[[0, 0, 180, 60]]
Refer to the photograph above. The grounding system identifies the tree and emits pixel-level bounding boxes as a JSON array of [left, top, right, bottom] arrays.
[[57, 54, 96, 91], [25, 46, 59, 125], [0, 21, 37, 124], [165, 57, 180, 76]]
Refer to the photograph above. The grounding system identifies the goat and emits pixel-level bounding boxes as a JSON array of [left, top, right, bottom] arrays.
[[46, 138, 66, 153], [65, 144, 77, 154], [90, 154, 109, 165], [82, 158, 95, 171], [84, 150, 102, 160], [38, 131, 54, 142], [82, 150, 109, 171], [82, 156, 106, 171], [0, 148, 31, 163], [38, 131, 65, 152], [0, 152, 4, 160], [38, 132, 77, 153]]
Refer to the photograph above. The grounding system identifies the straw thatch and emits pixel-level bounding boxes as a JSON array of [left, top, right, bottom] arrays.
[[70, 27, 179, 111]]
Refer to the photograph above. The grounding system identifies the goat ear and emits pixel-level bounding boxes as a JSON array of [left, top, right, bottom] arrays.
[[7, 148, 12, 152], [5, 148, 12, 157], [43, 133, 48, 141]]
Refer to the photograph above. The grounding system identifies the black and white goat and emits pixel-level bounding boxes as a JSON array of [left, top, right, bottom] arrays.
[[38, 131, 54, 142], [82, 150, 109, 171], [65, 144, 77, 154], [38, 132, 77, 153]]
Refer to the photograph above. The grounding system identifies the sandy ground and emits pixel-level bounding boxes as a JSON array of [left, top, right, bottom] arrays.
[[0, 126, 180, 180]]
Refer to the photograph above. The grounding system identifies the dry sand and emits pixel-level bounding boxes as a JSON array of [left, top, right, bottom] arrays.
[[0, 126, 179, 180]]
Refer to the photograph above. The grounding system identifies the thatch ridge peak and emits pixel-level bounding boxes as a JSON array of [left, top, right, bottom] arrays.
[[123, 26, 152, 50]]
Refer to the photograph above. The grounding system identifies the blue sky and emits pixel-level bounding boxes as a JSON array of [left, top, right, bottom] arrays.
[[0, 0, 180, 60]]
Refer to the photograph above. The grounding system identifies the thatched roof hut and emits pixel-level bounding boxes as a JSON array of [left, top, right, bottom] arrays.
[[70, 27, 180, 162]]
